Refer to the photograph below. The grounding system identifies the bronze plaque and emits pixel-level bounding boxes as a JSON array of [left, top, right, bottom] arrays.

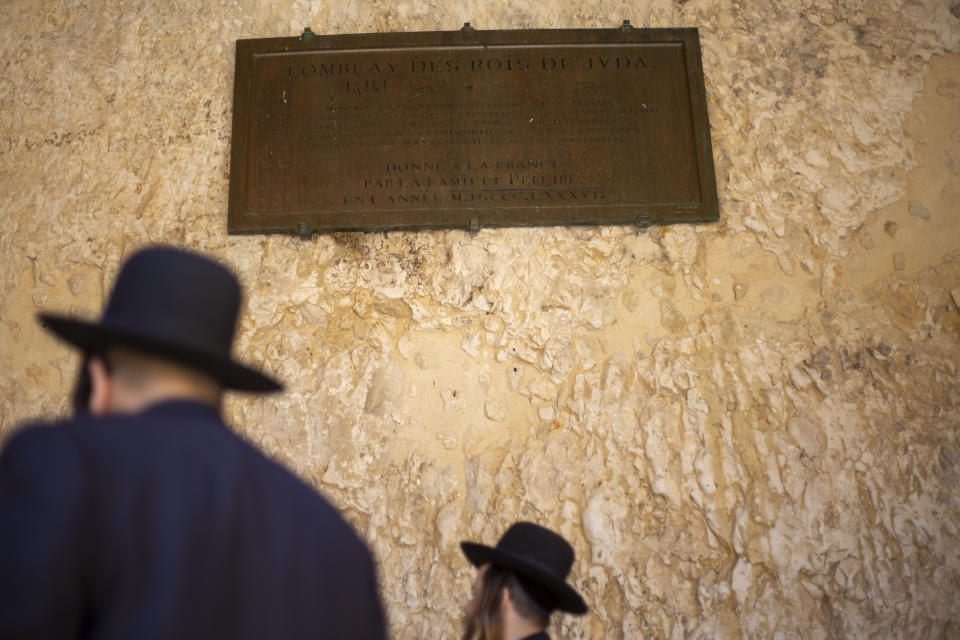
[[228, 24, 719, 234]]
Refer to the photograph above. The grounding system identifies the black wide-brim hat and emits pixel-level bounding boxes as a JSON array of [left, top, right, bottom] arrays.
[[461, 521, 587, 615], [38, 246, 282, 393]]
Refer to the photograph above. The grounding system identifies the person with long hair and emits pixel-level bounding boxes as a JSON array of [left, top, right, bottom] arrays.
[[460, 522, 588, 640]]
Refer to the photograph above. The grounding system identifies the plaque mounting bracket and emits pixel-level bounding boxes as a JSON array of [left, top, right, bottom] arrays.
[[637, 214, 651, 232], [469, 218, 480, 236], [300, 27, 318, 41]]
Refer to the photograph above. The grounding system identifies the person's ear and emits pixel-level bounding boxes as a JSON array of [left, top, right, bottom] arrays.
[[88, 356, 112, 415], [500, 586, 511, 612]]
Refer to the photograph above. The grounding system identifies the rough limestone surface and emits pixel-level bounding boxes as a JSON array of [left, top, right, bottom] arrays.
[[2, 1, 959, 638]]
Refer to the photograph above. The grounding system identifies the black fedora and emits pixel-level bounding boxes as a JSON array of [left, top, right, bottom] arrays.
[[460, 521, 587, 615], [39, 246, 282, 393]]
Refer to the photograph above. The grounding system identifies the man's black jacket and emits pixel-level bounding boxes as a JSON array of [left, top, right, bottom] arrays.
[[0, 400, 387, 639]]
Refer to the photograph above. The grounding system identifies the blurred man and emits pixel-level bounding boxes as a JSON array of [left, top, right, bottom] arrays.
[[0, 246, 387, 639]]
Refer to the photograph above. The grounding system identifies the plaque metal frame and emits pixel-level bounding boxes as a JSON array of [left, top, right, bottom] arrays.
[[228, 23, 719, 235]]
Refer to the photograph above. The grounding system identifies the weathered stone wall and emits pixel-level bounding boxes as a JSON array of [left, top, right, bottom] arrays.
[[2, 1, 959, 637]]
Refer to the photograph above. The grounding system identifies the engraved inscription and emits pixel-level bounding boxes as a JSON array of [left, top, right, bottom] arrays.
[[343, 158, 595, 205], [228, 28, 719, 232]]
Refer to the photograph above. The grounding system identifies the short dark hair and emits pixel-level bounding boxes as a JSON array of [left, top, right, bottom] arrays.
[[461, 565, 550, 640], [505, 572, 550, 627]]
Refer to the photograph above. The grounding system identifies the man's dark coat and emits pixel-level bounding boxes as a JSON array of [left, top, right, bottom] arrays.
[[0, 400, 387, 639]]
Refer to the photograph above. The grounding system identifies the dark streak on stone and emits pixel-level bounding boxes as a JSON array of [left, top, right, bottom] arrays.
[[331, 232, 363, 253]]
